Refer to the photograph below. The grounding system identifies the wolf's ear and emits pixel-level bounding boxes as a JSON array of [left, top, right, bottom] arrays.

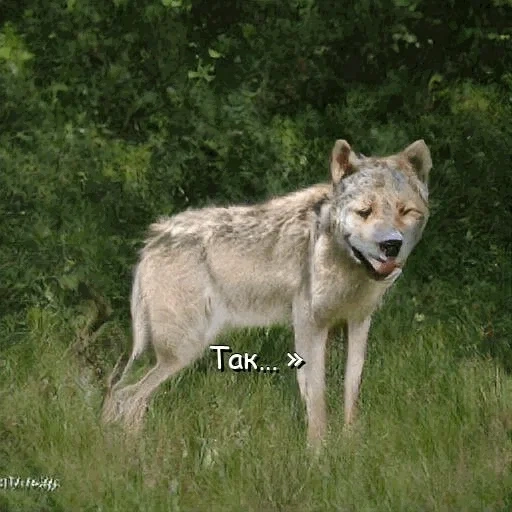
[[330, 139, 359, 186], [402, 140, 432, 183]]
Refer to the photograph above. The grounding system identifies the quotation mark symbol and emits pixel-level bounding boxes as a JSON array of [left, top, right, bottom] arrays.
[[286, 352, 305, 369]]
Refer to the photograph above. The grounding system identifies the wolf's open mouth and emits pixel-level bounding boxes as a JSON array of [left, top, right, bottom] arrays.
[[350, 246, 399, 280]]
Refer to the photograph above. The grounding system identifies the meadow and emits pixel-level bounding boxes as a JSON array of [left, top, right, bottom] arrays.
[[2, 267, 512, 511]]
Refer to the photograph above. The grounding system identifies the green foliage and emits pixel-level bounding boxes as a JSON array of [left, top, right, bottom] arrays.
[[0, 23, 34, 74], [0, 0, 509, 386]]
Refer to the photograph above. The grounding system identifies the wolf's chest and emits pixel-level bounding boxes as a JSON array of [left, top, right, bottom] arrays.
[[312, 278, 388, 325], [309, 239, 391, 325]]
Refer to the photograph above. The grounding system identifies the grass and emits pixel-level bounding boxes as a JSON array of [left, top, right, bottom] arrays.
[[1, 274, 512, 512]]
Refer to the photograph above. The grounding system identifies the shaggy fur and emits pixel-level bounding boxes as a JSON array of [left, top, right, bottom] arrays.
[[102, 138, 432, 448]]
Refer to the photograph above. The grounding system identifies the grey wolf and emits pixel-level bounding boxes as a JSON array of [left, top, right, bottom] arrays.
[[102, 138, 432, 448]]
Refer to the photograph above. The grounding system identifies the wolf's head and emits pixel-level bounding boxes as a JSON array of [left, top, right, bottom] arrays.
[[328, 138, 432, 281]]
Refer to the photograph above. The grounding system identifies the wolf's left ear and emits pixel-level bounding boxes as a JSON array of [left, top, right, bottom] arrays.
[[330, 139, 359, 186], [402, 140, 432, 183]]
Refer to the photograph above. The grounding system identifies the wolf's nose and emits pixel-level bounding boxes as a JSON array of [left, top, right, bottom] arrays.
[[379, 239, 402, 258]]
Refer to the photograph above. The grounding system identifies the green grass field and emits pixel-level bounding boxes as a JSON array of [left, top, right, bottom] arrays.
[[2, 271, 511, 512]]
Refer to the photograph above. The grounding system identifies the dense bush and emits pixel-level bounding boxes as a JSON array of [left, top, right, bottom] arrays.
[[1, 0, 511, 360]]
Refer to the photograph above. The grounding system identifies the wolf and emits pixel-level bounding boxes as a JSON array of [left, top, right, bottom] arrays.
[[102, 138, 432, 447]]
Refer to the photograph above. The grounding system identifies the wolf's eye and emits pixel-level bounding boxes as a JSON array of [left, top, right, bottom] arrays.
[[356, 207, 372, 219], [400, 207, 420, 216]]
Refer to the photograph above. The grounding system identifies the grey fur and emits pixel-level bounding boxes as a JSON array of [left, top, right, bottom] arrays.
[[102, 138, 432, 448]]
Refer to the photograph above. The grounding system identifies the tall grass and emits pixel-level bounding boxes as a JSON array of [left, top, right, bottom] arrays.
[[1, 275, 511, 511]]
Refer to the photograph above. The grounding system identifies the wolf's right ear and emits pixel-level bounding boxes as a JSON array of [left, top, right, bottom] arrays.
[[330, 139, 359, 186]]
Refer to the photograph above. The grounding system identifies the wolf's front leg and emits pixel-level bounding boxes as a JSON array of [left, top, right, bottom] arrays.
[[294, 324, 329, 447], [344, 316, 371, 426]]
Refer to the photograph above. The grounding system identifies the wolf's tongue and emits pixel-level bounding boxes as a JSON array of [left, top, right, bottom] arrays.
[[374, 258, 398, 276]]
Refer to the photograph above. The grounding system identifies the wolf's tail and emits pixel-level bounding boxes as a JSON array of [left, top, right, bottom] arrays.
[[110, 264, 151, 390]]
